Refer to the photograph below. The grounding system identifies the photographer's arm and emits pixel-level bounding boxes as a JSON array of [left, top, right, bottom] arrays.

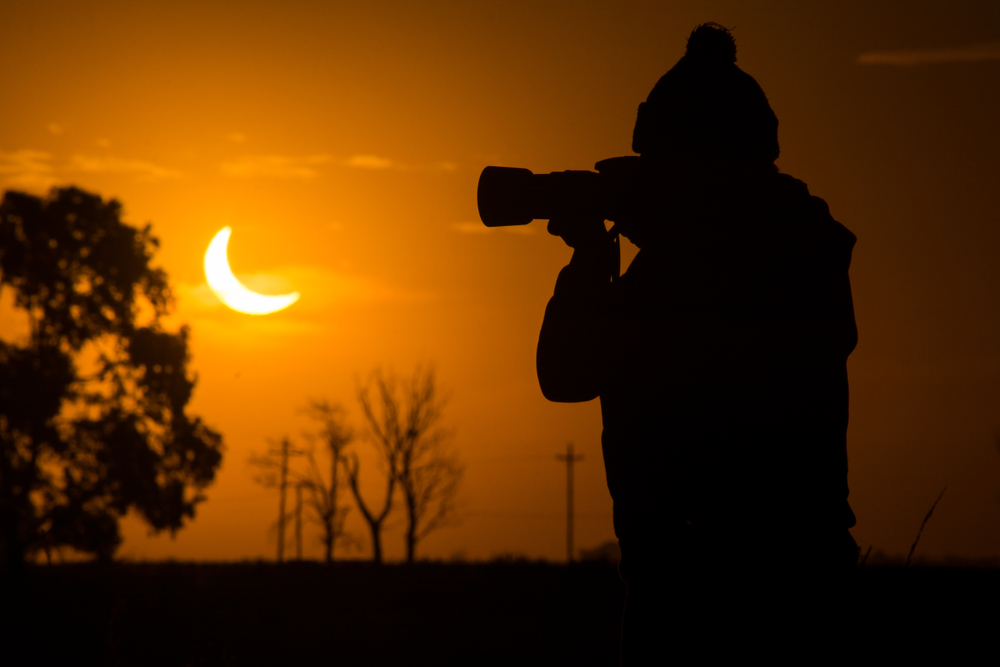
[[536, 217, 616, 402]]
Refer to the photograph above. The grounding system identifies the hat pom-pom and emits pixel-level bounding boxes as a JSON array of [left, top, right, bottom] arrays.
[[685, 22, 737, 64]]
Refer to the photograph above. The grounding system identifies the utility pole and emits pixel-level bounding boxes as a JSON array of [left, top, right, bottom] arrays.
[[556, 442, 584, 563], [270, 437, 304, 563]]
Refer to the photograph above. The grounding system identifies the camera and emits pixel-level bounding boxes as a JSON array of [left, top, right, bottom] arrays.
[[477, 156, 652, 228]]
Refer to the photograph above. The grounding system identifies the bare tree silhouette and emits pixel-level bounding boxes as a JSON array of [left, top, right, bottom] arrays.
[[299, 400, 356, 563], [343, 415, 397, 565], [356, 365, 463, 564]]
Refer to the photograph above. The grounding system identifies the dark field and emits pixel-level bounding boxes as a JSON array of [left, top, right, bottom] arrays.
[[5, 560, 998, 665]]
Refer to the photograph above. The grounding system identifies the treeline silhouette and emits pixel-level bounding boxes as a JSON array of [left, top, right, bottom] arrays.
[[5, 559, 999, 665]]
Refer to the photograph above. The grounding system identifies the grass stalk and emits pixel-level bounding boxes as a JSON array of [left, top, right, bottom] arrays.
[[905, 486, 947, 567]]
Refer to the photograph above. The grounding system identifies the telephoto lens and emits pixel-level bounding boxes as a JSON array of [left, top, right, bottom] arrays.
[[477, 157, 650, 229]]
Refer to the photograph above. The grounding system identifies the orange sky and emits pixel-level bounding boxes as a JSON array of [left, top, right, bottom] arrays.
[[2, 0, 999, 563]]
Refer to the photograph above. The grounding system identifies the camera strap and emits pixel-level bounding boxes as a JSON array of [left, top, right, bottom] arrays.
[[608, 225, 621, 285]]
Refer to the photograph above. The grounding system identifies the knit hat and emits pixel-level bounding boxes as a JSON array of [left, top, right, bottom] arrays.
[[632, 23, 780, 164]]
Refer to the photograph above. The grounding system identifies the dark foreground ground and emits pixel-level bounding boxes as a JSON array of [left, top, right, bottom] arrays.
[[4, 560, 999, 665]]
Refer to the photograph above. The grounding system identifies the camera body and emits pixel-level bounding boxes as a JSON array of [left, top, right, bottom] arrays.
[[477, 156, 653, 228]]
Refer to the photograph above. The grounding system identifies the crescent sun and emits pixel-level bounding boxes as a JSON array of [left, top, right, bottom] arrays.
[[204, 227, 300, 315]]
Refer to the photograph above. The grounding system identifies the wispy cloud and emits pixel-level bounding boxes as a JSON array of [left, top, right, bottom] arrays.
[[220, 154, 331, 179], [69, 154, 184, 181], [857, 42, 1000, 66], [345, 154, 397, 170], [271, 265, 436, 305], [47, 122, 66, 136], [344, 155, 458, 172], [177, 264, 435, 320], [0, 150, 59, 192], [451, 221, 535, 235], [2, 150, 185, 190], [182, 274, 296, 309], [218, 153, 458, 178]]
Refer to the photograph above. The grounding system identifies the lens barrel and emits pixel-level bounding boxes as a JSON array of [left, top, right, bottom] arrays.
[[477, 167, 536, 227], [478, 166, 610, 227]]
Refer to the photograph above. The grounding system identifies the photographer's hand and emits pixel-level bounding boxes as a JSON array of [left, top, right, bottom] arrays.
[[539, 215, 616, 402], [547, 216, 611, 249], [547, 215, 620, 291]]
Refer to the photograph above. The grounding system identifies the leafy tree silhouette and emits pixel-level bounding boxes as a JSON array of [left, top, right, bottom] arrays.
[[0, 187, 223, 568]]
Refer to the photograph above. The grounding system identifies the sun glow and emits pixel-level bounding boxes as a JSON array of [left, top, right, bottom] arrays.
[[204, 227, 300, 315]]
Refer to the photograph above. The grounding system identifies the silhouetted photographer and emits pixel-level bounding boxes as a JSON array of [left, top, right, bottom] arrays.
[[480, 23, 860, 662]]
